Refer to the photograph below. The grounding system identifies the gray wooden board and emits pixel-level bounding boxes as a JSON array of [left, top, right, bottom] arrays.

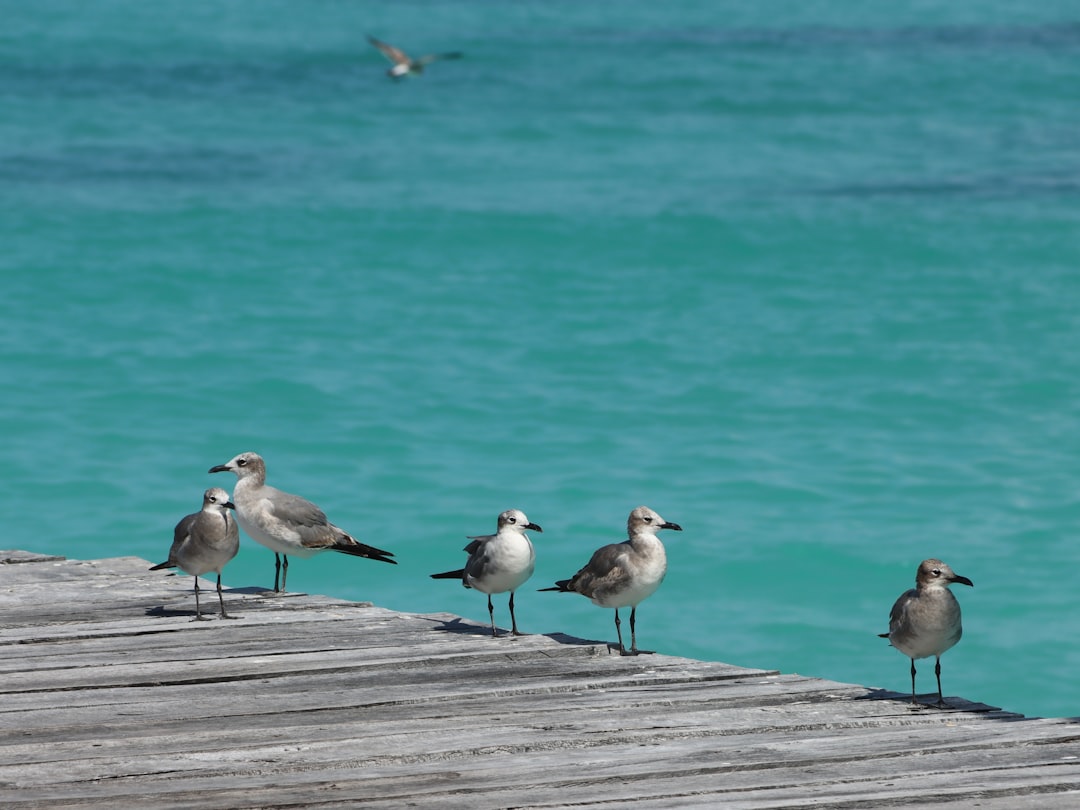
[[1, 552, 1078, 809]]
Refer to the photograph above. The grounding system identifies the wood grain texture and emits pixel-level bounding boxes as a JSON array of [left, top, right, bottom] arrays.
[[1, 550, 1078, 808]]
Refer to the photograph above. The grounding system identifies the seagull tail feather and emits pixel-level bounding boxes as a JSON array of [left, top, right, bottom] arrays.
[[538, 578, 573, 593], [430, 568, 465, 580], [334, 541, 397, 565]]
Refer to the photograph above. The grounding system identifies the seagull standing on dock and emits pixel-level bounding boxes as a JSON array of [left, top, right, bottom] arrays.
[[150, 487, 240, 621], [880, 558, 974, 708], [540, 506, 681, 656], [366, 34, 463, 79], [430, 509, 543, 637], [208, 452, 395, 594]]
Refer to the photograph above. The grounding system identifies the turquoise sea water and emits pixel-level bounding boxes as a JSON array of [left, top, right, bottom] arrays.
[[3, 1, 1079, 719]]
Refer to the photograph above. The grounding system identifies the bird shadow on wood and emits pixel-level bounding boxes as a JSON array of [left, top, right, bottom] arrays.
[[544, 631, 617, 650], [856, 687, 912, 703], [426, 616, 502, 637], [227, 586, 280, 595], [144, 604, 248, 620], [144, 605, 202, 619], [144, 584, 275, 618], [424, 616, 606, 648], [856, 688, 1005, 715]]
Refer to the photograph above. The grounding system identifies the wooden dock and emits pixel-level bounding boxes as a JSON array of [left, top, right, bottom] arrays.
[[1, 550, 1078, 809]]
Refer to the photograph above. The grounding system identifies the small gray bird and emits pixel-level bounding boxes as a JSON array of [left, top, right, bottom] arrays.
[[367, 34, 463, 79], [209, 452, 395, 594], [880, 558, 974, 708], [430, 509, 543, 637], [150, 487, 240, 621], [540, 506, 681, 656]]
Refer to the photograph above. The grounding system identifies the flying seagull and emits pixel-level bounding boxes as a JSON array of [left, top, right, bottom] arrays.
[[367, 35, 462, 79]]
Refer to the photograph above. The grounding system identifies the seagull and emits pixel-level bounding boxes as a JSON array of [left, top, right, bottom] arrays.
[[150, 487, 240, 621], [366, 34, 463, 79], [430, 509, 542, 637], [880, 558, 974, 708], [540, 506, 681, 656], [208, 452, 395, 593]]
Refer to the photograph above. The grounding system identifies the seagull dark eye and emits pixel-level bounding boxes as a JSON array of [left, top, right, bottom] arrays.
[[237, 458, 247, 467], [643, 515, 653, 522], [932, 569, 942, 577], [508, 516, 516, 523]]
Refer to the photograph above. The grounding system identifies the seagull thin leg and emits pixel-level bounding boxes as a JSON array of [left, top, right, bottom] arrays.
[[509, 591, 522, 636], [217, 573, 238, 620], [909, 659, 918, 705], [192, 579, 209, 622], [626, 607, 653, 656], [934, 656, 947, 708], [487, 594, 497, 637], [273, 553, 282, 593], [613, 608, 627, 654]]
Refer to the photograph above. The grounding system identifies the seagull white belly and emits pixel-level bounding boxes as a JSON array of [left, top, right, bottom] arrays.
[[890, 593, 963, 659], [591, 575, 664, 608], [892, 624, 962, 660], [468, 539, 535, 594], [235, 504, 319, 558], [176, 546, 226, 578], [590, 550, 667, 609]]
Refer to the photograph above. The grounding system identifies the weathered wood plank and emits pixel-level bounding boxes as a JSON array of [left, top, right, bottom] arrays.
[[3, 734, 1079, 809], [0, 551, 66, 565], [3, 701, 1074, 782], [0, 551, 1077, 809]]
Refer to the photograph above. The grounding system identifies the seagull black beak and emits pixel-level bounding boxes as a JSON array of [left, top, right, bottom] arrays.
[[951, 574, 974, 587], [662, 521, 683, 531], [224, 500, 236, 510], [526, 522, 543, 533], [208, 464, 230, 474]]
